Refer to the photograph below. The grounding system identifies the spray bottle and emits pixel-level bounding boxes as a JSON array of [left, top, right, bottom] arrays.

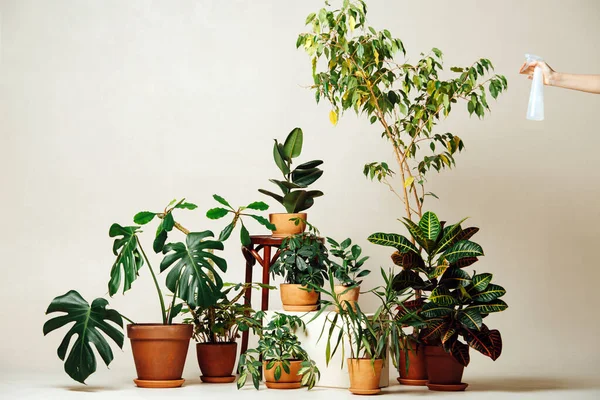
[[525, 54, 544, 121]]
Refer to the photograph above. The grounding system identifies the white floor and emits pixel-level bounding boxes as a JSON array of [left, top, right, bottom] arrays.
[[2, 373, 599, 400]]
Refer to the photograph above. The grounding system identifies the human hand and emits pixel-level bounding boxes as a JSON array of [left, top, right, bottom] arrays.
[[519, 60, 557, 86]]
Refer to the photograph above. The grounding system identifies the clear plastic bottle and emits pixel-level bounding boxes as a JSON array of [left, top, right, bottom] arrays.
[[525, 54, 544, 121]]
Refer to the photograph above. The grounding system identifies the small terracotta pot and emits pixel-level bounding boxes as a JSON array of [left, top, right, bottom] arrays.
[[263, 360, 303, 389], [397, 339, 427, 386], [127, 324, 192, 388], [334, 285, 360, 311], [280, 284, 319, 311], [196, 342, 237, 383], [424, 345, 468, 391], [269, 213, 307, 237], [347, 358, 383, 395]]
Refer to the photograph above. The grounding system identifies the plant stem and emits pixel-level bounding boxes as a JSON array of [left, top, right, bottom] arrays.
[[137, 237, 167, 324], [119, 313, 136, 325]]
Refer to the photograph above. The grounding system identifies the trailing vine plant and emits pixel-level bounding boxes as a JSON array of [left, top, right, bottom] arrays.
[[297, 0, 507, 222]]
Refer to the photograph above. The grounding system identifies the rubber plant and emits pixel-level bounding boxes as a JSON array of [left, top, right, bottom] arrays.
[[43, 198, 228, 383], [259, 127, 324, 213], [369, 211, 507, 366], [236, 312, 320, 390], [298, 0, 507, 223], [205, 194, 276, 246]]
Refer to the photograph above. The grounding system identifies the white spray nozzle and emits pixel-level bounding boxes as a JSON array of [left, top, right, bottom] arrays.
[[525, 53, 544, 121]]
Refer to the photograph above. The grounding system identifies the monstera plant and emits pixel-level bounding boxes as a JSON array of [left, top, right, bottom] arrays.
[[369, 211, 507, 390], [259, 127, 324, 237], [44, 198, 228, 387]]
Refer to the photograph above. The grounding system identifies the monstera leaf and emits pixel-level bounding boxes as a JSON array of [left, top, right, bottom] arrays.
[[160, 231, 227, 308], [108, 223, 143, 296], [43, 291, 124, 383]]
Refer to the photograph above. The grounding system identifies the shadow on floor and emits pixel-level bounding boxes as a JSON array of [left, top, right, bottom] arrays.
[[466, 377, 600, 392]]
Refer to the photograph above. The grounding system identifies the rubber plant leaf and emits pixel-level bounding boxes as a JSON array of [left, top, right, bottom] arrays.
[[160, 231, 227, 308], [283, 127, 304, 159], [273, 140, 290, 175], [108, 223, 143, 296], [43, 290, 124, 384]]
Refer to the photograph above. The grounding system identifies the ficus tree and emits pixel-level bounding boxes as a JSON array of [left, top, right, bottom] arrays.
[[297, 0, 507, 222]]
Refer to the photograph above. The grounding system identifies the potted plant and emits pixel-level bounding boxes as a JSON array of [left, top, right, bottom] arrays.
[[326, 237, 370, 311], [43, 199, 228, 387], [312, 269, 420, 395], [258, 127, 324, 237], [369, 211, 507, 391], [205, 194, 276, 246], [298, 1, 507, 224], [270, 222, 328, 311], [236, 312, 320, 390], [184, 282, 266, 383]]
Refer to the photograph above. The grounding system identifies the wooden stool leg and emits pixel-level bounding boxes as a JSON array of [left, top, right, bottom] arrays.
[[241, 244, 254, 356], [261, 245, 271, 311]]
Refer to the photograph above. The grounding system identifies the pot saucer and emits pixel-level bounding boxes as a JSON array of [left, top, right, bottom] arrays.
[[426, 382, 468, 391], [265, 381, 302, 389], [133, 379, 185, 388], [349, 387, 381, 395], [397, 377, 428, 386], [201, 375, 236, 383], [282, 305, 318, 312]]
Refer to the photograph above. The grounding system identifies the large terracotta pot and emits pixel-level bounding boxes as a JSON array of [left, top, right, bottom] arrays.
[[334, 285, 360, 312], [347, 358, 383, 395], [263, 360, 303, 389], [424, 345, 468, 391], [397, 339, 427, 386], [196, 342, 237, 383], [269, 213, 307, 237], [280, 284, 319, 311], [127, 324, 192, 388]]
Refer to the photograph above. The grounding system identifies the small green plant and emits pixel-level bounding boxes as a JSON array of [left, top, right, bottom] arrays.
[[237, 312, 320, 390], [183, 282, 269, 343], [44, 198, 227, 383], [205, 194, 276, 246], [259, 127, 324, 213], [369, 211, 507, 366], [271, 223, 329, 288], [327, 237, 370, 287]]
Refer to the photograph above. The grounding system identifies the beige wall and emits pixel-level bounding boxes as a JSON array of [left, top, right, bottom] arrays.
[[1, 0, 599, 382]]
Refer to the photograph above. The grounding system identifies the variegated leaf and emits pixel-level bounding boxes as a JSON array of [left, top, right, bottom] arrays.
[[429, 287, 457, 306], [440, 267, 471, 289], [367, 232, 419, 254], [457, 309, 482, 330], [419, 211, 441, 241], [451, 341, 470, 367], [421, 302, 454, 318], [443, 240, 484, 263], [471, 284, 506, 302]]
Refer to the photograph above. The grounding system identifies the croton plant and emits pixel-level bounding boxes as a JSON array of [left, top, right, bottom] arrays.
[[369, 211, 507, 366]]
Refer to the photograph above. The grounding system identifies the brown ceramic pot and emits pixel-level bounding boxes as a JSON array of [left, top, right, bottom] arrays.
[[263, 360, 303, 389], [196, 342, 237, 383], [347, 358, 383, 395], [280, 284, 319, 311], [334, 285, 360, 311], [424, 345, 467, 391], [127, 324, 192, 388], [269, 213, 307, 237], [397, 339, 427, 386]]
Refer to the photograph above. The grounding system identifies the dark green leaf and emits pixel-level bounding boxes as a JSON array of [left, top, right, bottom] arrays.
[[133, 211, 155, 225], [108, 224, 143, 296], [206, 207, 230, 220], [283, 127, 304, 159], [246, 201, 269, 211], [240, 224, 251, 247]]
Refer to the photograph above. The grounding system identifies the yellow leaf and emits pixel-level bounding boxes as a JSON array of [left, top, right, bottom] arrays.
[[374, 49, 379, 64], [404, 177, 415, 188], [329, 110, 338, 126], [349, 16, 356, 32]]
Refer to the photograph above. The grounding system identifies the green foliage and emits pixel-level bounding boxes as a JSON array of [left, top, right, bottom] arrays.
[[205, 194, 275, 246], [368, 211, 506, 366], [237, 312, 320, 390], [108, 224, 143, 296], [298, 1, 507, 221], [327, 237, 370, 286], [43, 291, 124, 384], [259, 127, 324, 213], [160, 231, 228, 308], [271, 226, 329, 288], [183, 282, 270, 343]]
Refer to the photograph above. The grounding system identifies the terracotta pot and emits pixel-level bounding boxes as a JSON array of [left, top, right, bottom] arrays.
[[334, 285, 360, 311], [263, 360, 303, 389], [269, 213, 307, 237], [347, 358, 383, 395], [196, 342, 237, 383], [424, 345, 468, 391], [397, 338, 427, 386], [280, 284, 319, 311], [127, 324, 193, 388]]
